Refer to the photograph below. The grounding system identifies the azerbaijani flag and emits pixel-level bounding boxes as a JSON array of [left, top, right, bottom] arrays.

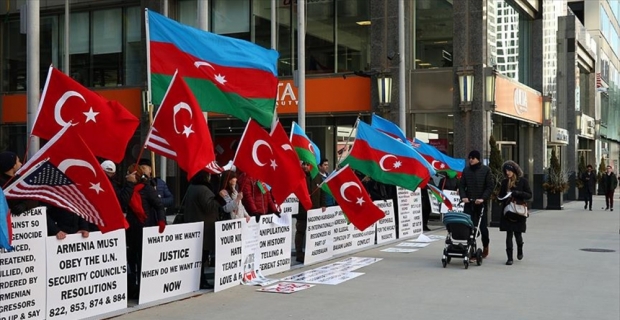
[[0, 191, 13, 251], [427, 184, 453, 211], [370, 113, 408, 143], [146, 10, 279, 127], [340, 121, 434, 192], [290, 122, 321, 178], [411, 138, 465, 178]]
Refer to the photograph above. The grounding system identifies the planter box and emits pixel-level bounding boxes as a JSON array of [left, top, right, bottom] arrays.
[[546, 192, 564, 210]]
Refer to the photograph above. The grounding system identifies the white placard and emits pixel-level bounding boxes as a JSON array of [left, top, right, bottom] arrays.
[[258, 214, 292, 276], [241, 218, 261, 284], [46, 229, 127, 320], [396, 187, 415, 239], [0, 207, 47, 320], [280, 194, 299, 216], [375, 200, 396, 244], [303, 208, 336, 265], [331, 207, 354, 256], [381, 247, 419, 253], [257, 282, 314, 294], [411, 189, 423, 237], [441, 190, 464, 213], [138, 223, 203, 304], [214, 219, 244, 292], [350, 225, 376, 252]]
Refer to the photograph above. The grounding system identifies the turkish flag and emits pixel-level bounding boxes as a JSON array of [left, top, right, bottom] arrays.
[[7, 125, 127, 233], [233, 119, 298, 204], [32, 66, 140, 163], [145, 72, 215, 179], [269, 121, 312, 209], [325, 165, 385, 231]]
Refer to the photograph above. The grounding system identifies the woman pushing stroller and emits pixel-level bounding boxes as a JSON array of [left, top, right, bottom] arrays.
[[498, 160, 532, 265]]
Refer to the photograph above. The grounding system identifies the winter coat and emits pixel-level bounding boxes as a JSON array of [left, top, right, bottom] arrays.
[[459, 162, 493, 202], [580, 171, 597, 194], [46, 205, 89, 236], [297, 172, 327, 220], [0, 173, 39, 216], [238, 174, 278, 216], [150, 177, 174, 208], [498, 161, 532, 233], [220, 189, 249, 220], [184, 183, 222, 252], [119, 181, 166, 228], [601, 172, 618, 193]]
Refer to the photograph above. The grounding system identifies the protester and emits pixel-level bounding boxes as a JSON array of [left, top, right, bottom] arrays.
[[498, 160, 532, 265], [101, 160, 122, 195], [421, 187, 432, 231], [119, 163, 166, 298], [237, 171, 279, 220], [184, 170, 222, 289], [295, 162, 326, 263], [601, 165, 618, 211], [46, 205, 90, 240], [580, 164, 596, 211], [458, 150, 493, 259], [217, 170, 248, 221], [0, 151, 38, 215], [318, 159, 336, 206], [138, 158, 174, 211]]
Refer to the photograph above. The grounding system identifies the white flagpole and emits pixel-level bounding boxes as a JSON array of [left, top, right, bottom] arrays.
[[26, 0, 40, 156], [297, 0, 306, 130], [398, 0, 406, 132], [63, 0, 70, 74]]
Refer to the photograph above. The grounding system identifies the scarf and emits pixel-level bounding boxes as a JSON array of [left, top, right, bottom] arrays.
[[129, 183, 147, 223]]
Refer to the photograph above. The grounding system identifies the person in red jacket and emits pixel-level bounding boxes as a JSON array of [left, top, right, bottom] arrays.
[[237, 171, 278, 221]]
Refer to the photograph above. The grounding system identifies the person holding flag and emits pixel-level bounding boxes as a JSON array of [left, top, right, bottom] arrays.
[[295, 162, 327, 263]]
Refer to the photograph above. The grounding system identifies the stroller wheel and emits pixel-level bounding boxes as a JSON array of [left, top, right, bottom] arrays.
[[446, 256, 452, 263], [476, 249, 483, 266], [442, 258, 447, 268], [463, 260, 469, 269]]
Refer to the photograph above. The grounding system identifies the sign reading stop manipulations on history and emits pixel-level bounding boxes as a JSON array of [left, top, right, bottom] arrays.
[[139, 223, 204, 304], [0, 207, 47, 320], [45, 229, 127, 320]]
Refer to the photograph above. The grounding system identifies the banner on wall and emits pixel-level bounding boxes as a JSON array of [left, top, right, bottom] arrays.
[[139, 223, 203, 304], [303, 208, 336, 266], [45, 229, 127, 320], [375, 200, 396, 244], [258, 214, 292, 276], [214, 219, 244, 292], [0, 207, 47, 320]]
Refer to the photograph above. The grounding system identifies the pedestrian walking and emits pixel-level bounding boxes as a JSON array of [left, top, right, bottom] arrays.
[[601, 165, 618, 211], [580, 164, 596, 211], [498, 161, 532, 265]]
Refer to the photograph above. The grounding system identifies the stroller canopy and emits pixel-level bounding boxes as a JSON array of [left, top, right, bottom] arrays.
[[443, 211, 474, 228]]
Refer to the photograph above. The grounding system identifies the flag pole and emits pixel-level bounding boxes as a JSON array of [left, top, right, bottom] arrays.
[[144, 8, 159, 179], [336, 116, 361, 167]]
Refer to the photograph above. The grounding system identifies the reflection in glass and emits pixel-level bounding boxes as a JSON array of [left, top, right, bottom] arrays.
[[415, 0, 453, 69], [414, 113, 455, 156]]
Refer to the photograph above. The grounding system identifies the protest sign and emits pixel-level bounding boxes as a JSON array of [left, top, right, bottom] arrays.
[[411, 189, 423, 237], [0, 207, 47, 320], [214, 219, 244, 292], [258, 214, 292, 276], [349, 224, 376, 252], [303, 208, 335, 266], [138, 223, 203, 304], [241, 218, 275, 286], [45, 229, 127, 320], [375, 200, 396, 244], [280, 194, 299, 216], [441, 190, 464, 213], [396, 187, 415, 239], [331, 207, 354, 256]]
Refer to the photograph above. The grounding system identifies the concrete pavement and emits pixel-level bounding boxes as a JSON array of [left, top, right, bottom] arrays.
[[109, 195, 620, 320]]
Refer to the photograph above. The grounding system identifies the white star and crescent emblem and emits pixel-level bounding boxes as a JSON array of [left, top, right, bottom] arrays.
[[251, 140, 276, 170], [379, 154, 399, 172], [195, 60, 228, 85], [57, 158, 104, 194], [172, 102, 194, 138], [340, 181, 363, 206], [431, 160, 446, 170], [55, 91, 98, 126]]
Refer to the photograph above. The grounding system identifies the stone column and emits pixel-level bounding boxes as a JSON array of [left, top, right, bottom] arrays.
[[452, 0, 490, 159]]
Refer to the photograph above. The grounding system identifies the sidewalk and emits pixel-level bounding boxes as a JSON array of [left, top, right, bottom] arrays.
[[109, 195, 620, 320]]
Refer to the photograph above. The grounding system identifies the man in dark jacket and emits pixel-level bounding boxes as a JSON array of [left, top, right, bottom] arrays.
[[458, 150, 493, 258], [295, 162, 326, 263], [601, 165, 618, 211], [580, 164, 596, 211], [46, 205, 90, 239]]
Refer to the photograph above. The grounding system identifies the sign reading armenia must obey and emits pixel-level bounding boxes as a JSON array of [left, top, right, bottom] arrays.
[[45, 229, 127, 320], [0, 207, 48, 320]]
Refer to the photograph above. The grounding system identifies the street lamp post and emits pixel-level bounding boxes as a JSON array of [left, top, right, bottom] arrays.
[[457, 66, 474, 111], [485, 65, 498, 111], [377, 73, 392, 116], [543, 94, 552, 126]]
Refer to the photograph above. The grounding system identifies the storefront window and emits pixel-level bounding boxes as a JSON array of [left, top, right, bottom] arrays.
[[178, 0, 198, 28], [92, 9, 123, 87], [212, 0, 251, 40], [414, 0, 453, 69], [125, 6, 142, 86], [414, 113, 455, 156], [252, 0, 273, 49]]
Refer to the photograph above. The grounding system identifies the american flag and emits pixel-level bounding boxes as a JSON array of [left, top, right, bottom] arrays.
[[145, 127, 223, 174], [4, 160, 103, 226]]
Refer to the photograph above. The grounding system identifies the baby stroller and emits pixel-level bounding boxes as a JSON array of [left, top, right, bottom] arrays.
[[441, 205, 484, 269]]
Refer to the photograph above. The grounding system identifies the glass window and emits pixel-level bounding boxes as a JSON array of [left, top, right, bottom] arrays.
[[92, 9, 123, 87], [60, 12, 91, 86], [336, 0, 370, 72], [305, 0, 334, 74], [252, 0, 273, 49], [212, 0, 250, 40], [414, 113, 455, 156], [3, 21, 26, 91], [277, 1, 295, 76], [125, 6, 142, 86], [178, 0, 198, 28], [415, 0, 453, 69]]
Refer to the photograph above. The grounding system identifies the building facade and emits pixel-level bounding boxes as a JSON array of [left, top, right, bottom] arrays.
[[1, 0, 618, 208]]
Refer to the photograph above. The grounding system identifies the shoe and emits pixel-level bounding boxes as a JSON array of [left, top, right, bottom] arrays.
[[517, 244, 523, 260], [200, 281, 213, 290], [584, 204, 587, 209], [506, 260, 513, 265], [482, 246, 489, 258], [506, 249, 513, 265], [603, 207, 609, 210], [589, 208, 592, 211], [295, 253, 305, 263], [612, 208, 614, 211]]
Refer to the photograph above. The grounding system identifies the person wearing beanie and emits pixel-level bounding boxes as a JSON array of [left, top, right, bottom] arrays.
[[138, 158, 174, 211], [0, 151, 38, 216], [498, 160, 531, 265], [458, 149, 493, 260]]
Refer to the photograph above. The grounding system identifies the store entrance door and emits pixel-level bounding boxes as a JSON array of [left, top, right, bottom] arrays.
[[497, 141, 516, 161]]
